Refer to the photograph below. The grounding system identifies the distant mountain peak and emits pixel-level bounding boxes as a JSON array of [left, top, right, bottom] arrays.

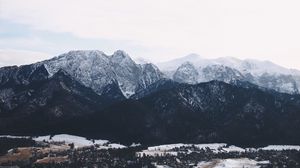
[[181, 61, 194, 66], [184, 53, 201, 59], [61, 50, 107, 59], [111, 50, 136, 65], [112, 50, 130, 59], [173, 61, 198, 84], [133, 57, 152, 64], [157, 54, 300, 94]]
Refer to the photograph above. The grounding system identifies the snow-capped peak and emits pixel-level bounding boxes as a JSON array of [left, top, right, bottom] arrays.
[[184, 53, 201, 59], [133, 57, 152, 64], [173, 61, 198, 84], [112, 50, 129, 58], [58, 50, 107, 59], [111, 50, 136, 65], [38, 50, 163, 97], [158, 54, 300, 94], [158, 54, 300, 76], [157, 53, 203, 72]]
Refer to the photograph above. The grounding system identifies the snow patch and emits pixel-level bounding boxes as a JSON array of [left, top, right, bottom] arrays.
[[98, 143, 127, 149], [33, 134, 108, 148], [222, 145, 245, 153], [197, 158, 270, 168], [259, 145, 300, 151]]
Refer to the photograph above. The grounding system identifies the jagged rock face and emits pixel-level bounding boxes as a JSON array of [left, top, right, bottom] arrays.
[[0, 65, 118, 117], [41, 50, 116, 95], [293, 75, 300, 92], [110, 50, 142, 97], [138, 63, 164, 90], [173, 62, 198, 84], [0, 65, 49, 111], [161, 55, 300, 94], [0, 64, 48, 87], [200, 65, 245, 83], [0, 65, 126, 134], [256, 73, 299, 94], [172, 64, 246, 84], [40, 50, 163, 97]]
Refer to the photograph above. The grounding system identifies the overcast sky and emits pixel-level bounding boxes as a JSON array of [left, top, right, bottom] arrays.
[[1, 0, 300, 69]]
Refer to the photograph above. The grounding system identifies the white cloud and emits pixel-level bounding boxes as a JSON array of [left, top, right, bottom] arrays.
[[1, 0, 300, 69], [0, 49, 50, 67]]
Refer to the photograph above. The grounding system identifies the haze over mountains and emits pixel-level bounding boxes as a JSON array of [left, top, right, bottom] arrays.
[[1, 50, 300, 146], [157, 53, 300, 94]]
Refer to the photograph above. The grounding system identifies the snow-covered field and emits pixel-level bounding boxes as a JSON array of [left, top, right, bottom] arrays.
[[147, 143, 226, 152], [33, 134, 109, 148], [2, 134, 300, 152], [137, 143, 300, 157], [196, 158, 269, 168], [258, 145, 300, 151], [0, 134, 126, 149], [138, 143, 248, 157], [154, 158, 270, 168], [222, 145, 245, 153]]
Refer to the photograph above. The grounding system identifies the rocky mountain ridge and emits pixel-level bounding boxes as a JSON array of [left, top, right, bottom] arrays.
[[158, 54, 300, 94]]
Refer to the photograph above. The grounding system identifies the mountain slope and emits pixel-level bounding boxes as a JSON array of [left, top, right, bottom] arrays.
[[0, 64, 125, 134], [57, 80, 300, 146]]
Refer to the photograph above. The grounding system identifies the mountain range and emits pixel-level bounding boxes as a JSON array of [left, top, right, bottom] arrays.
[[157, 54, 300, 94], [0, 50, 300, 147]]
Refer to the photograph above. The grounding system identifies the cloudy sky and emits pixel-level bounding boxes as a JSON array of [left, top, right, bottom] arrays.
[[1, 0, 300, 69]]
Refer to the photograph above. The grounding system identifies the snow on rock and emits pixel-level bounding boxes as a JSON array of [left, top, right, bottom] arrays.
[[173, 62, 199, 84], [133, 57, 152, 64], [158, 54, 300, 77], [40, 50, 115, 95], [157, 54, 300, 94], [39, 50, 163, 97], [157, 53, 205, 72]]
